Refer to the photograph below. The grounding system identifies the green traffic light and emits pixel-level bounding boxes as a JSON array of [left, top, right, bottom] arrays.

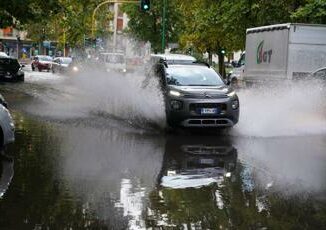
[[141, 0, 150, 11]]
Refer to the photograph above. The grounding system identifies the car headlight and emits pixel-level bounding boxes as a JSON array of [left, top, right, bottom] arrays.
[[72, 66, 79, 71], [170, 100, 183, 110], [169, 90, 182, 97], [231, 99, 239, 109]]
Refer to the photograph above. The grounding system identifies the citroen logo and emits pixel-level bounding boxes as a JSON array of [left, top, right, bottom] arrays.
[[204, 92, 212, 98]]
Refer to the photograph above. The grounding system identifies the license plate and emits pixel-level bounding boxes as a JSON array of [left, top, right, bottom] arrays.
[[200, 158, 214, 164], [201, 108, 218, 114]]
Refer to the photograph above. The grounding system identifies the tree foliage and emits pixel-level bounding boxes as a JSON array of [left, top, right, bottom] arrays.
[[121, 0, 183, 53], [1, 0, 325, 53], [291, 0, 326, 24], [0, 0, 61, 28]]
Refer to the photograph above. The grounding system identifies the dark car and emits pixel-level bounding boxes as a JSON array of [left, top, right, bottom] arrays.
[[149, 54, 240, 128], [0, 56, 24, 82], [31, 55, 52, 72], [52, 57, 80, 75]]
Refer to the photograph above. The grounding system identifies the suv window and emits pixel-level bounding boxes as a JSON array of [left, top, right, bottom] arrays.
[[165, 65, 225, 86]]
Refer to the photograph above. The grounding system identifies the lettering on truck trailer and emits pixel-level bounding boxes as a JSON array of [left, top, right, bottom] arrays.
[[257, 41, 272, 64]]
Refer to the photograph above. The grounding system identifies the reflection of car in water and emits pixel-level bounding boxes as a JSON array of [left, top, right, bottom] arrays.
[[158, 135, 237, 189], [99, 52, 127, 73], [0, 153, 14, 198]]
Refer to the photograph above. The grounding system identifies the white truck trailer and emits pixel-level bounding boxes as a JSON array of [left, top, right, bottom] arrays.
[[232, 23, 326, 83]]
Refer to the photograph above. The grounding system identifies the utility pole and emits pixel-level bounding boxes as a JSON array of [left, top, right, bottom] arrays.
[[161, 0, 167, 53], [63, 30, 66, 57]]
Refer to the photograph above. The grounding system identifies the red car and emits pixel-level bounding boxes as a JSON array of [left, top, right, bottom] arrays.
[[31, 55, 53, 72]]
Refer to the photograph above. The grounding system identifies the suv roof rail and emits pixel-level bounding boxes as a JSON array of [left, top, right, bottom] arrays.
[[193, 61, 210, 68], [160, 60, 211, 68]]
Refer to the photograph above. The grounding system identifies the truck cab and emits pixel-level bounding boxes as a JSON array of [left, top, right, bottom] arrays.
[[229, 52, 245, 85]]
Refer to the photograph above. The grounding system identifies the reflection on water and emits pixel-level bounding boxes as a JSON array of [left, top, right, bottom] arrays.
[[0, 110, 325, 229], [146, 135, 326, 229], [159, 135, 237, 189]]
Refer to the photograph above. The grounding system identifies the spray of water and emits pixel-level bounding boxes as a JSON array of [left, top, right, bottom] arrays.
[[22, 37, 166, 130], [32, 65, 166, 130], [232, 80, 326, 137]]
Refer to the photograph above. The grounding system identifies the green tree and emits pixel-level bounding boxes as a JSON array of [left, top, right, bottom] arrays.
[[0, 0, 61, 28], [24, 0, 113, 49], [291, 0, 326, 24], [122, 0, 183, 53]]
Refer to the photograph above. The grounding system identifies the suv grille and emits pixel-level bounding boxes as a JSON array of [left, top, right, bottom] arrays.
[[183, 93, 228, 99], [189, 103, 227, 115]]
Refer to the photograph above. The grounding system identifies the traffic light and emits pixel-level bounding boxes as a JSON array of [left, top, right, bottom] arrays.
[[140, 0, 150, 11], [221, 49, 226, 55]]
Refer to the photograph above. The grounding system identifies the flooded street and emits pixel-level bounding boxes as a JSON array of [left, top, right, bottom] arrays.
[[0, 69, 325, 229]]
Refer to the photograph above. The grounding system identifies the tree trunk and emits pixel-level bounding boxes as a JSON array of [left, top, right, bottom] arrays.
[[218, 52, 225, 78], [208, 51, 213, 65]]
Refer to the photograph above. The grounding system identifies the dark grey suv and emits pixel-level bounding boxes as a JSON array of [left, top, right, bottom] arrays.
[[151, 54, 239, 128]]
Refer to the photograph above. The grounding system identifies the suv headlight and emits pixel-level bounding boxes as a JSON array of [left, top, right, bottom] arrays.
[[169, 90, 182, 97]]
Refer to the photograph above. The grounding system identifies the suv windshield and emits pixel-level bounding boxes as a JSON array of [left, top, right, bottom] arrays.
[[61, 58, 72, 64], [166, 65, 224, 86]]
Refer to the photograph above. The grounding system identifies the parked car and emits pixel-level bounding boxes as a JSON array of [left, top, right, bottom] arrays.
[[52, 57, 80, 75], [0, 52, 9, 57], [0, 94, 15, 149], [310, 67, 326, 80], [31, 55, 53, 72], [0, 56, 25, 82], [149, 54, 240, 128]]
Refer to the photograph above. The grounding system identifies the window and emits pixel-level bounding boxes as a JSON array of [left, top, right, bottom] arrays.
[[165, 65, 224, 86]]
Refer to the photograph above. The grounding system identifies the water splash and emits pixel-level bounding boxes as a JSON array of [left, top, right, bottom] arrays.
[[232, 81, 326, 137]]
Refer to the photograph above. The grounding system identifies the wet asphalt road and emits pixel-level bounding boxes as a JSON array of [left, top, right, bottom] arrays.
[[0, 68, 325, 229]]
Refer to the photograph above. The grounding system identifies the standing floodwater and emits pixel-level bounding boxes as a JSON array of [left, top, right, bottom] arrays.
[[0, 68, 325, 229]]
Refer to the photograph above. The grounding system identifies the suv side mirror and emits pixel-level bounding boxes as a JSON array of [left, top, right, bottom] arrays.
[[21, 64, 25, 68], [231, 61, 238, 68], [225, 73, 232, 85]]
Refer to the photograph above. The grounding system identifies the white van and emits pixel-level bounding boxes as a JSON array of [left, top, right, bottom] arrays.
[[99, 52, 127, 73]]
